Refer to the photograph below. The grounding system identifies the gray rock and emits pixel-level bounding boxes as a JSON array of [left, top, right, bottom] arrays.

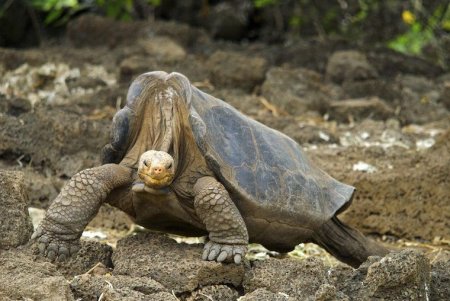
[[206, 2, 251, 41], [138, 36, 186, 62], [67, 14, 143, 48], [342, 79, 401, 103], [328, 97, 394, 122], [261, 67, 340, 115], [98, 286, 177, 301], [0, 106, 108, 178], [112, 232, 246, 293], [187, 284, 239, 301], [56, 240, 113, 278], [326, 50, 378, 84], [0, 249, 74, 300], [243, 257, 327, 299], [439, 80, 450, 110], [363, 249, 431, 300], [119, 55, 163, 82], [71, 274, 167, 301], [0, 170, 33, 248], [119, 54, 208, 83], [239, 288, 296, 301], [207, 50, 268, 91], [315, 283, 349, 301], [430, 250, 450, 300]]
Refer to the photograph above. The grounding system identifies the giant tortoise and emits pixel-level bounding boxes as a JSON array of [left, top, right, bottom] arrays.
[[33, 71, 388, 267]]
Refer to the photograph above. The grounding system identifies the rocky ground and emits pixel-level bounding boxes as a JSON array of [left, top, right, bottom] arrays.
[[0, 15, 449, 300]]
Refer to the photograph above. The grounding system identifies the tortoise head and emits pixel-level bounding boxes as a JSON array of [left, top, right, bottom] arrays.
[[137, 150, 175, 189]]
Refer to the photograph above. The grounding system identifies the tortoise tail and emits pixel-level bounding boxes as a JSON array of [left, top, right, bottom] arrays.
[[312, 216, 389, 268]]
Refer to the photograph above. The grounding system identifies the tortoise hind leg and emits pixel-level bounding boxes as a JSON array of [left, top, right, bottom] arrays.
[[311, 216, 389, 268]]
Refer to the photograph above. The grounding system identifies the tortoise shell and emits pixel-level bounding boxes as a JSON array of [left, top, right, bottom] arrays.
[[102, 71, 354, 231]]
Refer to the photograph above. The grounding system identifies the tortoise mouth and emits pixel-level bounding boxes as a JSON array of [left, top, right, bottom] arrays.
[[138, 171, 174, 189], [132, 182, 171, 195]]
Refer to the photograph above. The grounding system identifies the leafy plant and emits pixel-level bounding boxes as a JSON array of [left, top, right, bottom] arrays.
[[96, 0, 133, 21], [29, 0, 162, 25], [30, 0, 82, 25], [388, 3, 450, 55], [253, 0, 278, 9]]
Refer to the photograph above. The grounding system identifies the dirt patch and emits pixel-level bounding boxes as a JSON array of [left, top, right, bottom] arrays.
[[308, 128, 450, 241]]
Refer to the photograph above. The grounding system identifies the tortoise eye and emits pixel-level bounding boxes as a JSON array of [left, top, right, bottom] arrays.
[[167, 162, 172, 169], [143, 160, 149, 167]]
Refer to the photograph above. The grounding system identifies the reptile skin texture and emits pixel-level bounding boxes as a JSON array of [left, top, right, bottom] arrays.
[[32, 164, 133, 261], [194, 176, 248, 263]]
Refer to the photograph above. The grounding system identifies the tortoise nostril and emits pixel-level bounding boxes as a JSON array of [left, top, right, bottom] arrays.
[[153, 167, 163, 173]]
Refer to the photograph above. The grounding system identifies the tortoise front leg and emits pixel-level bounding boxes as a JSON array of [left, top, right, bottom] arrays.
[[193, 176, 249, 264], [32, 164, 133, 261]]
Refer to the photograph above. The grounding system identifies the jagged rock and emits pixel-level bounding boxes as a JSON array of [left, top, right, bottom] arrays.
[[67, 14, 143, 47], [342, 79, 401, 102], [88, 203, 134, 232], [0, 170, 33, 248], [0, 106, 107, 177], [362, 249, 431, 300], [243, 257, 327, 299], [440, 80, 450, 109], [261, 67, 340, 115], [395, 74, 448, 125], [328, 97, 394, 122], [239, 288, 296, 301], [315, 283, 350, 301], [187, 284, 239, 301], [56, 240, 113, 278], [326, 50, 378, 84], [70, 274, 167, 301], [119, 54, 208, 83], [430, 250, 450, 300], [207, 50, 267, 91], [149, 20, 211, 48], [138, 36, 186, 62], [119, 55, 163, 82], [206, 2, 251, 41], [97, 286, 177, 301], [366, 49, 444, 78], [112, 232, 246, 293], [0, 249, 74, 300]]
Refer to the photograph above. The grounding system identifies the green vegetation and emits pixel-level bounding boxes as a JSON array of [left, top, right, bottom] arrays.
[[30, 0, 82, 25], [28, 0, 161, 25], [388, 4, 450, 56], [16, 0, 450, 63], [253, 0, 278, 9]]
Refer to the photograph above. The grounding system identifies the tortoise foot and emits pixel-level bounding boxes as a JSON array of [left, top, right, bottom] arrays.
[[202, 240, 247, 264], [31, 224, 81, 262]]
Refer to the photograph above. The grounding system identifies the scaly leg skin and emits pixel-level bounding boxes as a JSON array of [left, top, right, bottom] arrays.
[[32, 164, 133, 261], [193, 176, 249, 264]]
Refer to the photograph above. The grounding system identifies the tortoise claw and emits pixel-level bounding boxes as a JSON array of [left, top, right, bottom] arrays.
[[31, 225, 80, 262], [202, 241, 247, 264]]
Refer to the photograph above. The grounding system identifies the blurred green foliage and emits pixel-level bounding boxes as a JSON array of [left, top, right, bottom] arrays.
[[251, 0, 449, 63], [28, 0, 161, 25], [253, 0, 278, 9], [388, 3, 450, 55], [23, 0, 450, 63]]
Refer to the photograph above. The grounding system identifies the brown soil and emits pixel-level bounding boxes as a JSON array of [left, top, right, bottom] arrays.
[[0, 15, 449, 300]]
